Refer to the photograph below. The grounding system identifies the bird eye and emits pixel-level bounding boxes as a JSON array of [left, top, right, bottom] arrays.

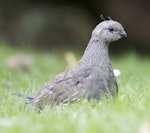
[[108, 28, 114, 32]]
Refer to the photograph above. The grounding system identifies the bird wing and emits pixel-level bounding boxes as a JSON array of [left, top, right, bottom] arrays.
[[29, 67, 90, 109]]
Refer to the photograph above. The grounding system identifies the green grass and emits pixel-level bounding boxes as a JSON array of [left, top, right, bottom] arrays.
[[0, 44, 150, 133]]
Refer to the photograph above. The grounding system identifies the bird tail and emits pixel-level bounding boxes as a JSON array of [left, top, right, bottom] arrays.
[[13, 93, 34, 102]]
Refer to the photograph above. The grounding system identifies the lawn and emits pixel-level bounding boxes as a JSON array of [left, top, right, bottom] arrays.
[[0, 44, 150, 133]]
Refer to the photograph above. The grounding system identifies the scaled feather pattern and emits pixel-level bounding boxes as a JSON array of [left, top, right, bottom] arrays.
[[27, 19, 127, 110]]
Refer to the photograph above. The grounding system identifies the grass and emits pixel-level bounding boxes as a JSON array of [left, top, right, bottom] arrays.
[[0, 44, 150, 133]]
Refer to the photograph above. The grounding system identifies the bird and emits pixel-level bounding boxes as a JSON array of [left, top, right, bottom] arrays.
[[25, 17, 127, 110]]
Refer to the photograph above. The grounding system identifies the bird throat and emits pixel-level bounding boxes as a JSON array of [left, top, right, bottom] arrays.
[[79, 36, 110, 70]]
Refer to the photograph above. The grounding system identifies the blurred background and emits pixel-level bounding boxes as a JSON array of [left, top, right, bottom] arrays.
[[0, 0, 150, 54]]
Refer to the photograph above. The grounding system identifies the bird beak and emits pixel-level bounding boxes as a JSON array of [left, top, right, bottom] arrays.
[[119, 30, 127, 37]]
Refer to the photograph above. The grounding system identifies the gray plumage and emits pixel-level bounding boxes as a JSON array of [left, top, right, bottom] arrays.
[[29, 19, 127, 110]]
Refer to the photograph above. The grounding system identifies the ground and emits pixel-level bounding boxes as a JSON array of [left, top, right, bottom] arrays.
[[0, 44, 150, 133]]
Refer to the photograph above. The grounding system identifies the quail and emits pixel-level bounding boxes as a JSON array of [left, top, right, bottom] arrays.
[[26, 18, 127, 110]]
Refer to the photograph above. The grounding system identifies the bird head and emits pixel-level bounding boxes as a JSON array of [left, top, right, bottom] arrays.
[[92, 20, 127, 44]]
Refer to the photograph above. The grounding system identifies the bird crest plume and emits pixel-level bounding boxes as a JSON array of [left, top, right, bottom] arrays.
[[100, 14, 112, 21]]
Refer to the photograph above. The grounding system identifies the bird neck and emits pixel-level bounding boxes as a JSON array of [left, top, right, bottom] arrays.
[[78, 35, 110, 68]]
